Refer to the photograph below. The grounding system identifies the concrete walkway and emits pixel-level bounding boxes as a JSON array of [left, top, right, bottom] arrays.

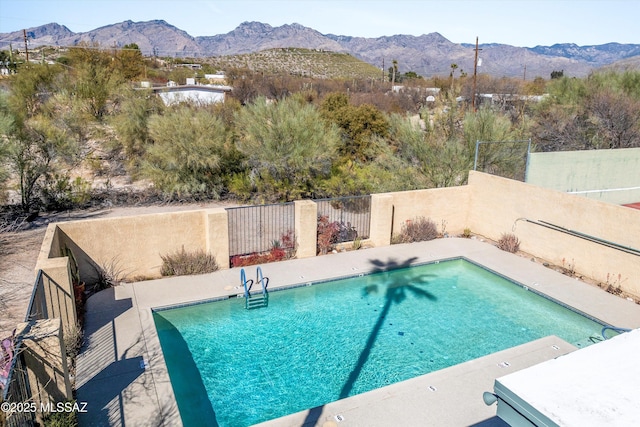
[[76, 238, 640, 426]]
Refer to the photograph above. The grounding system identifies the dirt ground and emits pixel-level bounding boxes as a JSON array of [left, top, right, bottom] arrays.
[[0, 200, 237, 339]]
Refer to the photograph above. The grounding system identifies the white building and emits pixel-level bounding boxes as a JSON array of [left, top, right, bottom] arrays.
[[152, 85, 233, 106]]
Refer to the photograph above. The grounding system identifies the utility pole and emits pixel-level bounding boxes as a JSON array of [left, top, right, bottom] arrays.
[[23, 29, 29, 63], [472, 36, 480, 112], [382, 58, 385, 82]]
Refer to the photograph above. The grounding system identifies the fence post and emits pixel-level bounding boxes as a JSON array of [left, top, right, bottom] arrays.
[[204, 208, 230, 270], [294, 200, 318, 258], [14, 318, 73, 422], [369, 194, 394, 246]]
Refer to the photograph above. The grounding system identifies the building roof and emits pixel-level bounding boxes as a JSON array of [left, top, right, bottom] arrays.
[[150, 84, 232, 94], [495, 329, 640, 426]]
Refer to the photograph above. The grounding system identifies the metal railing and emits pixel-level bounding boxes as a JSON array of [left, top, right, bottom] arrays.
[[226, 202, 296, 258], [1, 267, 76, 426], [24, 270, 48, 322], [316, 195, 371, 243], [2, 343, 36, 427], [25, 270, 75, 329]]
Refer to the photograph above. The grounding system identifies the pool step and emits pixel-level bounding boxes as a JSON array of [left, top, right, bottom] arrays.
[[246, 293, 269, 309]]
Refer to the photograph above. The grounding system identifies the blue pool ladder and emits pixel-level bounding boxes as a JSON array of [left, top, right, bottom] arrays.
[[241, 266, 269, 309]]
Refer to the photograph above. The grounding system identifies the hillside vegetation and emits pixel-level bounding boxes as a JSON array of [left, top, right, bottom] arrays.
[[1, 44, 640, 224], [206, 48, 383, 79]]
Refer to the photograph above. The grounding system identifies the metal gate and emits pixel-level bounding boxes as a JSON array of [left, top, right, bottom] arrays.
[[226, 203, 296, 263], [315, 195, 371, 243]]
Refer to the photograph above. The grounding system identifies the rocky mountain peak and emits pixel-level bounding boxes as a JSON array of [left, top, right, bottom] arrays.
[[1, 20, 638, 78]]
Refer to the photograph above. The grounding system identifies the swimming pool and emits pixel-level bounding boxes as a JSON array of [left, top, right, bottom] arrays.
[[153, 258, 605, 427]]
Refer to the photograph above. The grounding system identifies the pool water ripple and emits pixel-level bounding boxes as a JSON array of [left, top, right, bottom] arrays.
[[154, 259, 604, 426]]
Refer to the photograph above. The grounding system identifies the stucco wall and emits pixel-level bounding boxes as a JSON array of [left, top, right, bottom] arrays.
[[384, 185, 471, 237], [36, 172, 640, 298], [56, 210, 210, 280], [526, 147, 640, 204], [467, 171, 640, 297]]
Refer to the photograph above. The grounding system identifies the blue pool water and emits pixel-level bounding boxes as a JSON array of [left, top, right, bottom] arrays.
[[153, 258, 605, 427]]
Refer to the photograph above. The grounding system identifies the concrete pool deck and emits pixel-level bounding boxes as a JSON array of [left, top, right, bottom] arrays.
[[76, 238, 640, 426]]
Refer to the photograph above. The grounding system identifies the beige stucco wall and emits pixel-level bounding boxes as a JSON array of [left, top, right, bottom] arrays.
[[204, 208, 230, 271], [467, 171, 640, 297], [383, 185, 471, 237], [36, 171, 640, 298], [294, 200, 318, 258], [57, 210, 208, 280], [369, 194, 393, 246]]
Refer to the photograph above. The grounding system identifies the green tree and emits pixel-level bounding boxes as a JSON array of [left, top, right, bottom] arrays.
[[464, 107, 525, 179], [390, 113, 468, 188], [1, 66, 80, 212], [114, 43, 145, 81], [403, 71, 422, 80], [68, 43, 124, 119], [388, 59, 399, 84], [532, 71, 640, 151], [111, 87, 163, 171], [449, 63, 459, 93], [0, 109, 10, 202], [320, 93, 389, 161], [6, 63, 61, 123], [142, 106, 234, 198], [234, 97, 339, 201], [1, 113, 77, 212]]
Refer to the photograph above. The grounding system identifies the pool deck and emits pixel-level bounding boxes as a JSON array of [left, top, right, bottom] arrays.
[[76, 238, 640, 427]]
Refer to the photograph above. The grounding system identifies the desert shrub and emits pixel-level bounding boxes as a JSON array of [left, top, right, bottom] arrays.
[[161, 247, 219, 276], [142, 106, 233, 198], [93, 257, 127, 291], [392, 217, 438, 244], [41, 174, 93, 211], [64, 323, 83, 362], [462, 227, 472, 238], [497, 233, 520, 253], [42, 403, 78, 427], [234, 96, 339, 201], [352, 236, 363, 250]]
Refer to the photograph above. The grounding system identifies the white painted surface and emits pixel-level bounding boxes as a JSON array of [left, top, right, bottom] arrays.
[[496, 328, 640, 426]]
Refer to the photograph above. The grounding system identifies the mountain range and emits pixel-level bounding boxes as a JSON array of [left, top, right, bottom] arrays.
[[2, 20, 639, 79]]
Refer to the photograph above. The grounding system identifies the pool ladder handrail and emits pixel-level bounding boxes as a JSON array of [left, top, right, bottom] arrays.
[[601, 325, 632, 339], [241, 266, 269, 309]]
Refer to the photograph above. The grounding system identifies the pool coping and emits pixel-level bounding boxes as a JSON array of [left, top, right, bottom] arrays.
[[76, 238, 640, 426]]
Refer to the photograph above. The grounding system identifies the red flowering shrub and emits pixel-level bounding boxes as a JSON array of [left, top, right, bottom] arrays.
[[230, 230, 295, 267], [317, 215, 339, 254]]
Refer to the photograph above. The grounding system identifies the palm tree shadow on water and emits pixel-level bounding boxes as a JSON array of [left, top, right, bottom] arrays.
[[301, 256, 437, 426], [339, 256, 438, 398]]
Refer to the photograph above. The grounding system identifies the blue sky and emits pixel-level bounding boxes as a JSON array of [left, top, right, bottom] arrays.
[[2, 0, 639, 47]]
